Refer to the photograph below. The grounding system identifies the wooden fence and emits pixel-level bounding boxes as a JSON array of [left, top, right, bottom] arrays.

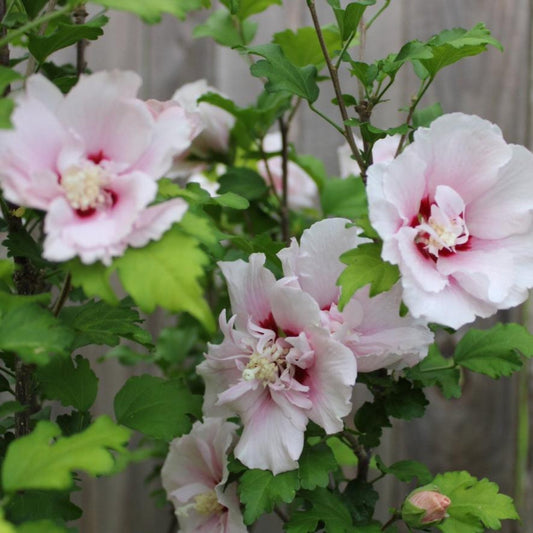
[[73, 1, 533, 531]]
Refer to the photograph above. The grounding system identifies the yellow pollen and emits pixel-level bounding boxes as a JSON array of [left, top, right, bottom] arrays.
[[194, 490, 224, 515], [243, 352, 278, 384], [61, 164, 110, 211]]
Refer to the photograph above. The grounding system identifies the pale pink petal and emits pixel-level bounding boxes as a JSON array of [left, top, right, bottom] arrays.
[[216, 483, 248, 533], [467, 145, 533, 239], [278, 218, 367, 309], [26, 74, 64, 112], [219, 253, 276, 330], [235, 388, 305, 474], [303, 327, 356, 434], [270, 283, 321, 334], [413, 113, 512, 204], [125, 198, 188, 248]]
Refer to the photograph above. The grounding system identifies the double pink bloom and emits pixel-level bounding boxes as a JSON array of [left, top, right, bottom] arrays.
[[0, 71, 198, 264]]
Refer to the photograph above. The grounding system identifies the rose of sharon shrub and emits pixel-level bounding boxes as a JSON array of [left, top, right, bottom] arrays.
[[161, 418, 247, 533], [279, 218, 433, 372], [367, 113, 533, 328], [257, 132, 318, 209], [0, 70, 195, 265], [197, 253, 356, 474]]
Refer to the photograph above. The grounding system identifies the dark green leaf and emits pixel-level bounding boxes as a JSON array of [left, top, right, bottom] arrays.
[[354, 401, 390, 448], [28, 16, 108, 64], [6, 490, 81, 524], [343, 479, 378, 524], [298, 442, 338, 490], [406, 344, 461, 399], [155, 326, 199, 364], [454, 323, 533, 378], [0, 97, 14, 128], [21, 0, 48, 18], [222, 0, 281, 19], [375, 456, 432, 485], [338, 242, 400, 308], [59, 299, 151, 349], [56, 410, 92, 436], [384, 379, 428, 420], [36, 355, 98, 411], [114, 375, 201, 441], [286, 489, 353, 533], [246, 43, 319, 102], [238, 469, 299, 524], [0, 67, 21, 95], [218, 167, 269, 200]]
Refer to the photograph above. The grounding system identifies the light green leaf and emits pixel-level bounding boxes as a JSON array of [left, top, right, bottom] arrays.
[[91, 0, 208, 23], [0, 67, 21, 95], [114, 375, 201, 441], [218, 167, 268, 200], [2, 416, 131, 492], [0, 304, 74, 365], [193, 9, 257, 47], [273, 26, 342, 68], [412, 102, 443, 128], [337, 242, 400, 309], [221, 0, 281, 19], [454, 323, 533, 378], [246, 43, 319, 102], [0, 98, 15, 129], [286, 489, 353, 533], [298, 442, 338, 490], [36, 355, 98, 411], [16, 521, 67, 533], [67, 259, 118, 304], [238, 469, 299, 524], [321, 177, 367, 218], [59, 299, 151, 349], [114, 227, 214, 331], [433, 471, 519, 532], [325, 436, 358, 466]]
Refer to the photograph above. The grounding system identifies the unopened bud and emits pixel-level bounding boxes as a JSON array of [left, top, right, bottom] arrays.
[[402, 487, 451, 527]]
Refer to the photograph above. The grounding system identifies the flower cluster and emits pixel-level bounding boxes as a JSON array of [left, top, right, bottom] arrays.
[[197, 218, 433, 474]]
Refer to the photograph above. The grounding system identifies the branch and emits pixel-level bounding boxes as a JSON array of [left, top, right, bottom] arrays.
[[306, 0, 367, 179]]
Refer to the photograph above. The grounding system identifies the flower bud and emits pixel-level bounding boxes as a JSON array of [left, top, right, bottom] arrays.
[[402, 486, 451, 528]]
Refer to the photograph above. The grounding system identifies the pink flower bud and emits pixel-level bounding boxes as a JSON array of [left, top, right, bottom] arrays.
[[402, 487, 451, 527]]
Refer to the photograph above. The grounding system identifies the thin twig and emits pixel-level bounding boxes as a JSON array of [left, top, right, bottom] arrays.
[[274, 506, 289, 523], [73, 3, 87, 77], [381, 513, 401, 531], [366, 0, 391, 30], [306, 0, 366, 178], [52, 272, 71, 317], [278, 117, 290, 245]]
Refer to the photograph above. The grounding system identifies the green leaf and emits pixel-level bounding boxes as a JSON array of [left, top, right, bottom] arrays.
[[419, 23, 503, 78], [67, 259, 118, 304], [238, 469, 299, 524], [59, 299, 151, 350], [91, 0, 208, 23], [2, 416, 130, 492], [412, 102, 443, 129], [222, 0, 281, 19], [114, 227, 214, 332], [21, 0, 48, 18], [214, 192, 249, 209], [325, 436, 358, 466], [406, 344, 461, 399], [0, 67, 21, 96], [6, 491, 81, 524], [56, 410, 92, 436], [384, 379, 428, 420], [114, 375, 201, 441], [245, 43, 320, 102], [432, 471, 519, 532], [218, 167, 268, 200], [298, 442, 338, 490], [339, 1, 376, 40], [273, 26, 342, 68], [342, 479, 378, 524], [28, 16, 108, 64], [337, 242, 400, 309], [0, 98, 15, 129], [321, 177, 367, 218], [155, 326, 199, 364], [36, 355, 98, 411], [286, 489, 353, 533], [454, 323, 533, 378], [16, 521, 68, 533], [0, 401, 24, 419], [193, 10, 257, 47], [375, 456, 432, 485], [354, 401, 390, 448], [0, 304, 74, 365]]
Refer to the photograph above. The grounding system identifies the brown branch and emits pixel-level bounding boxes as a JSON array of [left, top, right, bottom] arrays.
[[278, 117, 290, 245], [306, 0, 366, 180], [73, 3, 88, 77]]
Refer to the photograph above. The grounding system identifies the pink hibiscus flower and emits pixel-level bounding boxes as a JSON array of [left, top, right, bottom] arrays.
[[161, 418, 247, 533], [257, 132, 319, 209], [197, 253, 356, 474], [367, 113, 533, 328], [279, 218, 433, 372], [0, 71, 196, 265]]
